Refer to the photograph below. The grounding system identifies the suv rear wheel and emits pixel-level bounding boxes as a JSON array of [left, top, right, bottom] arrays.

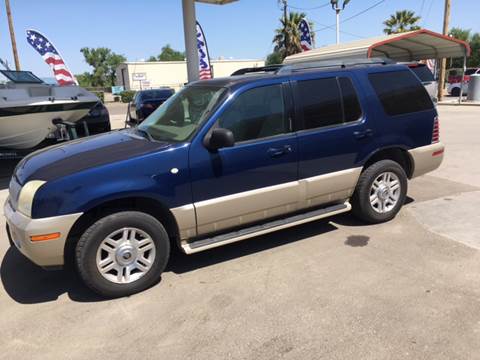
[[75, 211, 170, 297], [351, 160, 407, 223]]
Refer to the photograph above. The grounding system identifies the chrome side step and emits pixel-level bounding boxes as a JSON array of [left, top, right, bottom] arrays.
[[181, 201, 351, 254]]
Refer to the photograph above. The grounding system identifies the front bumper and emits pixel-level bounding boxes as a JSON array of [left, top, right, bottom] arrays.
[[4, 199, 82, 268]]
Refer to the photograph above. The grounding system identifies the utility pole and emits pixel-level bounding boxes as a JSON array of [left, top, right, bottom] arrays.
[[330, 0, 350, 44], [5, 0, 20, 70], [437, 0, 451, 101], [282, 0, 288, 56]]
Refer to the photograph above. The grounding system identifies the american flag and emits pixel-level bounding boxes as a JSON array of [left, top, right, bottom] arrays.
[[299, 19, 313, 52], [196, 22, 212, 80], [26, 29, 77, 86]]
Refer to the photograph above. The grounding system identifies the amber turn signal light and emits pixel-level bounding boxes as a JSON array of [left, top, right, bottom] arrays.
[[30, 232, 61, 242]]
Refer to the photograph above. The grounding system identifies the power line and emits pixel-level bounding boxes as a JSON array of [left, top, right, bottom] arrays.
[[288, 1, 330, 11], [312, 20, 365, 39], [419, 0, 426, 17], [340, 0, 387, 23], [423, 0, 436, 26], [314, 0, 387, 33]]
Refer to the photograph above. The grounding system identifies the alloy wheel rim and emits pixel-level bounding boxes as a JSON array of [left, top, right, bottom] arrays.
[[96, 227, 156, 284], [369, 171, 401, 214]]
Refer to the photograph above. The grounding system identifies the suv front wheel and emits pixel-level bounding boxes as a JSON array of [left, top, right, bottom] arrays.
[[75, 211, 170, 297], [351, 160, 408, 223]]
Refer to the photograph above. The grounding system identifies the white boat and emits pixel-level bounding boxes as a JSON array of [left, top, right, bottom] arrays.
[[0, 70, 98, 150]]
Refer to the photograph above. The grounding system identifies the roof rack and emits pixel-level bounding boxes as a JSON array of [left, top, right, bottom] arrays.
[[277, 57, 394, 74], [230, 65, 283, 76]]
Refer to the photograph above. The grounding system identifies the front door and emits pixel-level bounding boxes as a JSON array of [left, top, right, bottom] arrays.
[[189, 83, 299, 236]]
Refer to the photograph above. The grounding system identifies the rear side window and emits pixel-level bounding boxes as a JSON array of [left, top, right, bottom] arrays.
[[297, 76, 362, 130], [339, 77, 362, 123], [368, 70, 433, 116]]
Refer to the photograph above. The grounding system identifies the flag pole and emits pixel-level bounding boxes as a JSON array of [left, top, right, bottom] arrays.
[[5, 0, 20, 70]]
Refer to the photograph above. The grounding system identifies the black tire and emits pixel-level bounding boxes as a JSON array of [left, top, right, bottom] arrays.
[[75, 211, 170, 298], [351, 160, 408, 224], [451, 87, 461, 97]]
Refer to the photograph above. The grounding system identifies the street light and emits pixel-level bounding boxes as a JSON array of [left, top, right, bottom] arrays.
[[331, 0, 350, 44]]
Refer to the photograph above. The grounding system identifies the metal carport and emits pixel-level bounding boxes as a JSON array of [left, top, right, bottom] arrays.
[[284, 29, 471, 102], [284, 29, 470, 63]]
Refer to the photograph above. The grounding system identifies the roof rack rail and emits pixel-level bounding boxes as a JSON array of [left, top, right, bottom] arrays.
[[230, 65, 283, 76], [277, 57, 394, 74]]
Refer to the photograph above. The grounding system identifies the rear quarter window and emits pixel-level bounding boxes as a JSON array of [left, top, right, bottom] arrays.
[[368, 70, 433, 116]]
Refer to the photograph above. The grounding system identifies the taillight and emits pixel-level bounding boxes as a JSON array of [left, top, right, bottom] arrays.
[[432, 116, 440, 143]]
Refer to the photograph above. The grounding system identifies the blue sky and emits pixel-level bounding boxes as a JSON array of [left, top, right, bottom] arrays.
[[0, 0, 478, 77]]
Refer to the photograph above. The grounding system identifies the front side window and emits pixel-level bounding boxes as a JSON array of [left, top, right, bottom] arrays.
[[368, 70, 433, 116], [139, 85, 226, 142], [218, 84, 288, 142]]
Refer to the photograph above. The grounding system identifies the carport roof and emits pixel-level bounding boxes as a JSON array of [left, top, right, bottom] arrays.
[[284, 29, 471, 64]]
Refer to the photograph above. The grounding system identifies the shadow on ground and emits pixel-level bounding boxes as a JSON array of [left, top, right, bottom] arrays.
[[1, 218, 340, 304]]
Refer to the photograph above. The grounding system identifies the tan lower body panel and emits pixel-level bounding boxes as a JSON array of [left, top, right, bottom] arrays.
[[408, 142, 445, 178], [171, 167, 362, 240], [181, 201, 352, 254]]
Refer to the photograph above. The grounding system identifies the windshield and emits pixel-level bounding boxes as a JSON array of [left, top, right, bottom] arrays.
[[0, 70, 43, 84], [139, 85, 226, 142]]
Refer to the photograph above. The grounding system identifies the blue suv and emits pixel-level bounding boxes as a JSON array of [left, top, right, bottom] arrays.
[[4, 62, 444, 297]]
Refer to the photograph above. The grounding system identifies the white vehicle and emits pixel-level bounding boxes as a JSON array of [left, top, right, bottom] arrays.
[[447, 68, 480, 96], [0, 70, 98, 150]]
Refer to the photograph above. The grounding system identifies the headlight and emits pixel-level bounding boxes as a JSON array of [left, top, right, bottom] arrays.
[[17, 180, 46, 217]]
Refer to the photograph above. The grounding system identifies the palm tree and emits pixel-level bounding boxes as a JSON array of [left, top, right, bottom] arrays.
[[383, 10, 421, 35], [273, 11, 314, 59]]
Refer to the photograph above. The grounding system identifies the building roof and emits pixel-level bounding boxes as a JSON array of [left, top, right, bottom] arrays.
[[285, 29, 471, 64]]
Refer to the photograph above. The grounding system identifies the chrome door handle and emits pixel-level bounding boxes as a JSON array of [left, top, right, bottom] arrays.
[[267, 145, 292, 157]]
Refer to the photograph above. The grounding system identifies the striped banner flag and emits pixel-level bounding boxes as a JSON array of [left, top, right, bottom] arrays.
[[299, 19, 313, 52], [26, 29, 77, 86], [196, 21, 212, 80]]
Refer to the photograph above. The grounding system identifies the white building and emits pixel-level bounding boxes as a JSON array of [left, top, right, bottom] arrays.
[[116, 59, 265, 91]]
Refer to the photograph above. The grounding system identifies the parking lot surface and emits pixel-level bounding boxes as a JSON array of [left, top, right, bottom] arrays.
[[0, 105, 479, 360]]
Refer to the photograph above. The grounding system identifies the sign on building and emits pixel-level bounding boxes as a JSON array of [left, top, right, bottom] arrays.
[[132, 73, 147, 81]]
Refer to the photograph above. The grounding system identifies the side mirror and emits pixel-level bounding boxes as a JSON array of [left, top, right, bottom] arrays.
[[204, 128, 235, 151]]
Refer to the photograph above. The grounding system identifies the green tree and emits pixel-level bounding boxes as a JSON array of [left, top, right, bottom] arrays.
[[80, 47, 126, 87], [448, 27, 480, 68], [265, 51, 284, 65], [273, 11, 314, 61], [148, 45, 185, 62], [75, 72, 94, 87], [383, 10, 421, 35]]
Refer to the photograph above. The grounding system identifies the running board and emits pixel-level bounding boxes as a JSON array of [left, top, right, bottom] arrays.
[[182, 202, 351, 254]]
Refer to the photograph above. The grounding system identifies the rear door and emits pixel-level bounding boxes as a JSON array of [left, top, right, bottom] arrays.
[[292, 73, 373, 209]]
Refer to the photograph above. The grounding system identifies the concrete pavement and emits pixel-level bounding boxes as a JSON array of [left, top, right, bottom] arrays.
[[0, 106, 479, 360]]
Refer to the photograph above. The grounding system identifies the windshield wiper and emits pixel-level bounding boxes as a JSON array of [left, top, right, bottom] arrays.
[[135, 127, 154, 141]]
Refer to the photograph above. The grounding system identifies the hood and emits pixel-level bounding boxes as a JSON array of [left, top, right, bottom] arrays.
[[15, 130, 170, 184]]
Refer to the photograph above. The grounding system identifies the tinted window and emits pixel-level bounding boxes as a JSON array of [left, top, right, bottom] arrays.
[[297, 77, 343, 129], [465, 69, 478, 75], [410, 65, 434, 82], [369, 70, 433, 116], [338, 77, 362, 123], [218, 84, 288, 142], [140, 89, 174, 100]]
